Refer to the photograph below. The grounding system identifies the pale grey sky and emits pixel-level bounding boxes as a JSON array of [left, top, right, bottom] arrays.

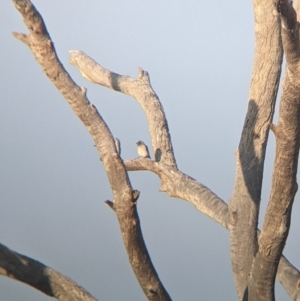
[[0, 1, 299, 300]]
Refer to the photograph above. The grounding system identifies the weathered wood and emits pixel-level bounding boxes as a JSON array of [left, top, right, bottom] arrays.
[[0, 244, 99, 301], [228, 0, 283, 298], [8, 0, 300, 300], [124, 159, 300, 300], [249, 1, 300, 299], [69, 51, 177, 169], [11, 1, 171, 300]]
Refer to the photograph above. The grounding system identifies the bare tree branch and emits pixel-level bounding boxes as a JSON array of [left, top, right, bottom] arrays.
[[9, 0, 300, 300], [69, 42, 300, 299], [0, 243, 98, 301], [277, 255, 300, 301], [278, 0, 300, 65], [69, 51, 177, 169], [248, 1, 300, 300], [227, 0, 283, 298], [11, 1, 171, 300], [124, 159, 300, 300], [125, 159, 229, 228]]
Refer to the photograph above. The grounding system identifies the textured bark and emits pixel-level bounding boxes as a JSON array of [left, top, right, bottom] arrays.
[[0, 244, 98, 301], [125, 159, 229, 228], [228, 0, 283, 299], [69, 51, 177, 169], [9, 0, 300, 300], [11, 1, 171, 300], [71, 46, 300, 300], [248, 1, 300, 300], [124, 159, 300, 300], [277, 256, 300, 301]]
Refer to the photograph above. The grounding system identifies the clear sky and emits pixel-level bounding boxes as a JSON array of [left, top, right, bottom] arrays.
[[0, 1, 299, 300]]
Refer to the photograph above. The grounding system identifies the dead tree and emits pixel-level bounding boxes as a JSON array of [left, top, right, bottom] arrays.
[[1, 0, 300, 300]]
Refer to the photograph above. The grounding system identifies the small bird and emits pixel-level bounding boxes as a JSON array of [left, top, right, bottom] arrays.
[[136, 140, 150, 158], [114, 138, 121, 156]]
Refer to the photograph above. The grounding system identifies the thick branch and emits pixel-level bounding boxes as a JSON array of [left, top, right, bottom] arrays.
[[249, 77, 300, 301], [124, 159, 300, 300], [68, 24, 300, 301], [277, 0, 300, 65], [248, 2, 300, 299], [68, 32, 300, 299], [11, 1, 300, 300], [0, 243, 98, 301], [277, 255, 300, 300], [69, 51, 177, 169], [11, 1, 171, 300], [125, 159, 229, 228], [228, 0, 283, 299]]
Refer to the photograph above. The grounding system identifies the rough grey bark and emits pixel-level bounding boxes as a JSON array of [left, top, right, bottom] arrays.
[[277, 256, 300, 300], [7, 0, 300, 300], [123, 160, 300, 300], [248, 1, 300, 300], [228, 0, 283, 299], [70, 46, 300, 301], [11, 1, 171, 300], [69, 51, 177, 169], [68, 11, 285, 301], [124, 159, 229, 228], [0, 244, 99, 301]]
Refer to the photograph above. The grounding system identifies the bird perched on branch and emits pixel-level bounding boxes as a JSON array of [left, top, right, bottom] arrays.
[[136, 140, 150, 158]]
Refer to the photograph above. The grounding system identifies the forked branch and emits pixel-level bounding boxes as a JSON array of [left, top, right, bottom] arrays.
[[69, 51, 177, 169], [11, 1, 171, 300], [9, 1, 300, 301], [248, 0, 300, 300], [70, 45, 300, 301], [227, 0, 283, 298]]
